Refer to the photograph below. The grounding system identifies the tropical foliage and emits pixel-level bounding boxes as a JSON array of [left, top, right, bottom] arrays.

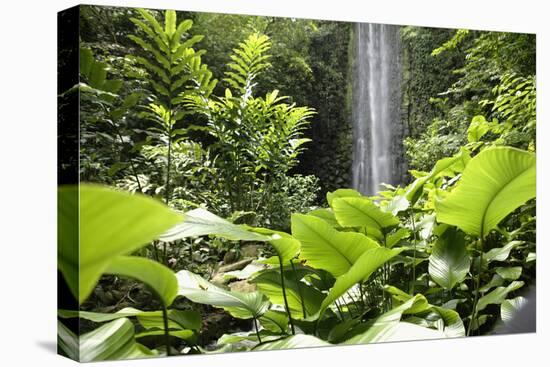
[[58, 5, 536, 362]]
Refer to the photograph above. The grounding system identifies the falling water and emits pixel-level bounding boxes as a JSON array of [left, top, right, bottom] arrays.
[[352, 23, 403, 195]]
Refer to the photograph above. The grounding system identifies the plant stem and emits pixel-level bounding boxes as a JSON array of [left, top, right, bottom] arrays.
[[152, 241, 160, 262], [467, 238, 484, 336], [290, 259, 307, 318], [253, 317, 262, 343], [334, 300, 345, 321], [346, 291, 360, 317], [164, 131, 172, 204], [161, 304, 171, 356], [382, 234, 390, 311], [409, 209, 418, 295], [278, 256, 295, 335]]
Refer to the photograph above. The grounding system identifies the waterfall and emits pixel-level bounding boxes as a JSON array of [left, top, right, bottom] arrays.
[[352, 23, 403, 195]]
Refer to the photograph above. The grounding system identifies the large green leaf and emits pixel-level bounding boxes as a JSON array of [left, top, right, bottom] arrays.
[[431, 305, 466, 338], [352, 321, 447, 344], [58, 321, 79, 360], [485, 240, 523, 263], [80, 318, 156, 362], [326, 188, 361, 207], [501, 296, 528, 323], [383, 286, 465, 338], [160, 208, 271, 242], [467, 115, 492, 143], [476, 280, 524, 313], [58, 307, 201, 331], [135, 329, 194, 341], [251, 269, 325, 319], [217, 331, 281, 348], [79, 48, 93, 76], [137, 309, 201, 331], [343, 295, 438, 344], [248, 227, 300, 263], [291, 214, 379, 277], [331, 197, 399, 240], [428, 228, 470, 289], [316, 247, 403, 319], [58, 185, 182, 304], [176, 270, 269, 319], [495, 266, 523, 280], [383, 286, 430, 314], [386, 228, 410, 248], [254, 335, 330, 350], [435, 147, 536, 238], [307, 208, 340, 228], [58, 307, 143, 323], [405, 148, 471, 204], [105, 256, 178, 306], [164, 10, 177, 38], [259, 310, 289, 333]]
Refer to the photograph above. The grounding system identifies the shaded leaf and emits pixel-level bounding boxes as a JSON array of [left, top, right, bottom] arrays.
[[428, 228, 470, 289], [251, 269, 325, 319], [259, 310, 289, 333], [495, 266, 522, 280], [477, 281, 524, 313], [485, 241, 523, 263]]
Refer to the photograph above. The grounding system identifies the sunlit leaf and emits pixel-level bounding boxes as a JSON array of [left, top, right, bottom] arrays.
[[58, 184, 182, 304], [435, 147, 536, 238], [315, 247, 403, 319], [291, 214, 379, 277], [105, 256, 178, 306], [80, 318, 156, 362], [332, 196, 399, 240], [176, 270, 269, 319], [254, 334, 329, 350], [160, 208, 271, 242]]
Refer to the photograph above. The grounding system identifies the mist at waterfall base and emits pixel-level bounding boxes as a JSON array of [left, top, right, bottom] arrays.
[[352, 23, 403, 196]]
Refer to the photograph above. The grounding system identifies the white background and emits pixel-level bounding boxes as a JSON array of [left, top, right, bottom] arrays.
[[1, 0, 547, 366]]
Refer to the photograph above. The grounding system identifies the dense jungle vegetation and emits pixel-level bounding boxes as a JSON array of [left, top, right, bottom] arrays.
[[58, 6, 536, 361]]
